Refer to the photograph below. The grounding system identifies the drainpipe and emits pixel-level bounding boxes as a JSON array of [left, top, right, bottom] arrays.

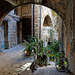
[[33, 4, 35, 37], [61, 21, 63, 52], [39, 5, 41, 39]]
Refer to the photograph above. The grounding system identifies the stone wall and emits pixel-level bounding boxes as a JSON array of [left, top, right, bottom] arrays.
[[8, 17, 17, 48], [63, 0, 75, 74], [41, 6, 60, 42], [7, 10, 19, 48], [0, 10, 19, 50], [17, 4, 32, 17], [41, 6, 52, 41], [17, 4, 60, 45], [17, 4, 33, 40]]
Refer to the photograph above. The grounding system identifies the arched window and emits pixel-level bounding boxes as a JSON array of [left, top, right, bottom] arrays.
[[43, 15, 52, 26]]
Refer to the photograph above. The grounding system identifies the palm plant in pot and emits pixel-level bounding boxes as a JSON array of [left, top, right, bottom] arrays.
[[23, 36, 48, 66], [23, 40, 34, 56], [23, 36, 38, 56]]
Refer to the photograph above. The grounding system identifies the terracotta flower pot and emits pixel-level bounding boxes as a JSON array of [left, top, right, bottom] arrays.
[[27, 50, 29, 55], [40, 65, 44, 67]]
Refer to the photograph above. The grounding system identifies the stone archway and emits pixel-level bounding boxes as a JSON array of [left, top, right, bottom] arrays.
[[0, 0, 75, 74], [0, 0, 66, 22]]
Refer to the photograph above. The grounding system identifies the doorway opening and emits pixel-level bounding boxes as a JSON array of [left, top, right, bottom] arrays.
[[22, 18, 31, 41], [1, 20, 9, 51], [17, 21, 20, 44]]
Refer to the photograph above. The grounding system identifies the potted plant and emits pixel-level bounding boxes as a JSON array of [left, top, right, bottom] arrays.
[[23, 36, 39, 56], [23, 36, 48, 66], [33, 40, 48, 66], [23, 40, 33, 56], [46, 40, 60, 61]]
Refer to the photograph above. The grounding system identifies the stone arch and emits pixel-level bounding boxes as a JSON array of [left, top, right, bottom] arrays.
[[0, 0, 66, 23], [43, 15, 52, 26], [0, 1, 66, 52]]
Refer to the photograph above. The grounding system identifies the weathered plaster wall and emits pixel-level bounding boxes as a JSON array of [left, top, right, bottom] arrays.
[[41, 6, 60, 42]]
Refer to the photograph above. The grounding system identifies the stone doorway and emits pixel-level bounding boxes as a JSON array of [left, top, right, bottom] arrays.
[[22, 18, 31, 41], [1, 21, 9, 51]]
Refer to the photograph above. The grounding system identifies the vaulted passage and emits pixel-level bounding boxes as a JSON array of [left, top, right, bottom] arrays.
[[0, 0, 75, 75]]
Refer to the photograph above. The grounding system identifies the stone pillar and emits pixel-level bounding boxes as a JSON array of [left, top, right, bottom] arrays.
[[34, 5, 40, 39], [19, 20, 22, 43]]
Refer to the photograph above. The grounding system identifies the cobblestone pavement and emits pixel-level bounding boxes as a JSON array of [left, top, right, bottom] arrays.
[[0, 44, 34, 75]]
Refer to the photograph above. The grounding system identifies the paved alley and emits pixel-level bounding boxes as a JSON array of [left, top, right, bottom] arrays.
[[0, 44, 34, 75], [0, 44, 72, 75]]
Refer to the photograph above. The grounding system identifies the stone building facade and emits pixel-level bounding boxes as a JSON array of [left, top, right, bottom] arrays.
[[17, 4, 32, 41], [1, 10, 19, 51], [0, 4, 61, 51], [17, 4, 61, 45]]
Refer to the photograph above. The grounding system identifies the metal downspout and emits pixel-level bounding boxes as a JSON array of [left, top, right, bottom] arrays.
[[61, 21, 63, 52], [39, 5, 41, 39], [33, 4, 35, 37]]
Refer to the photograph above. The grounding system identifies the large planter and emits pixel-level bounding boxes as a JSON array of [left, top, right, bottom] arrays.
[[40, 64, 44, 67], [37, 54, 47, 67]]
